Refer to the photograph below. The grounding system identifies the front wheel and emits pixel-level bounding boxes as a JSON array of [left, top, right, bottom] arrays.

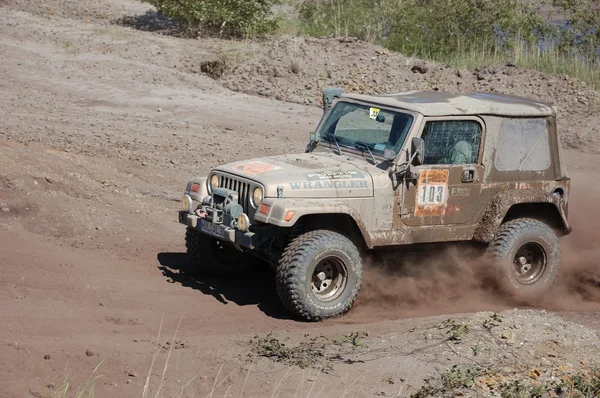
[[276, 230, 363, 321], [488, 218, 561, 300], [185, 227, 252, 277]]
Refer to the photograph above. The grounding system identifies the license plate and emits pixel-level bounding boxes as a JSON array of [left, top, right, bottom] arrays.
[[199, 220, 226, 239]]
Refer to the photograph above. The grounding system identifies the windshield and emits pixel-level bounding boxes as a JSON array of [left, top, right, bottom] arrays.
[[317, 101, 415, 157]]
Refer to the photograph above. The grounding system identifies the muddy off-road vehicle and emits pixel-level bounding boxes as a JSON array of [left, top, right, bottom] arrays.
[[179, 89, 571, 321]]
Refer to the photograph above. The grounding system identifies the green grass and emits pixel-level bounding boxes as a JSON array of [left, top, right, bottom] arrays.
[[324, 22, 600, 90], [396, 37, 600, 91]]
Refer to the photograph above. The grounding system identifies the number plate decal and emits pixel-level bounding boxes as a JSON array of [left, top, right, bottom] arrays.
[[199, 220, 226, 239], [415, 169, 449, 217]]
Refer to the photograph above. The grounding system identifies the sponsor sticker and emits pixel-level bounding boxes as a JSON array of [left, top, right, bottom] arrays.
[[232, 161, 279, 176]]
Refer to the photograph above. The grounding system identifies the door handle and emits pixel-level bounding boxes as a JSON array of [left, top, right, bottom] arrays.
[[461, 168, 476, 183]]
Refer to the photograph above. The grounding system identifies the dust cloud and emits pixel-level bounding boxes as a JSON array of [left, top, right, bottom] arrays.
[[351, 181, 600, 321]]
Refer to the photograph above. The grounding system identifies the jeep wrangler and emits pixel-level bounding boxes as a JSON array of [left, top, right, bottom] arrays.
[[178, 89, 571, 321]]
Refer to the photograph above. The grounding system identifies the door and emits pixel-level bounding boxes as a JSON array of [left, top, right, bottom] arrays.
[[401, 118, 484, 226]]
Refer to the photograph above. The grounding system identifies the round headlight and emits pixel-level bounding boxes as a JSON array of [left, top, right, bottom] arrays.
[[237, 214, 250, 232], [252, 187, 263, 207], [181, 194, 193, 212], [209, 174, 220, 192]]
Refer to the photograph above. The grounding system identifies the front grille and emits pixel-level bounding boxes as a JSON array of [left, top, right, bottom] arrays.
[[220, 175, 251, 214]]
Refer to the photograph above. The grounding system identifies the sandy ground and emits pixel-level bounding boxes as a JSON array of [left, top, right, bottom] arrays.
[[1, 1, 599, 397]]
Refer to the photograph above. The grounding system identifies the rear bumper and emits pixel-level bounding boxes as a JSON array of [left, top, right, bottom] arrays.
[[178, 211, 256, 249]]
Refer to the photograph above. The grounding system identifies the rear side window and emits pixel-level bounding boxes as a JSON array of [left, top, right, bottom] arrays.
[[421, 120, 482, 165], [495, 118, 550, 171]]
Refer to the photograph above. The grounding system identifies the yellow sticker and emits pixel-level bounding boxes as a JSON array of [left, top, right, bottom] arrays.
[[369, 107, 381, 120]]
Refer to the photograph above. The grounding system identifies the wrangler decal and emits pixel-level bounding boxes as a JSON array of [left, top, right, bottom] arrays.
[[232, 161, 279, 176], [415, 169, 449, 217], [290, 180, 369, 190], [306, 171, 365, 181]]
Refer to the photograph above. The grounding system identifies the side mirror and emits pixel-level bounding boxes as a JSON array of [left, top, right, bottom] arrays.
[[322, 87, 344, 113], [411, 137, 425, 166]]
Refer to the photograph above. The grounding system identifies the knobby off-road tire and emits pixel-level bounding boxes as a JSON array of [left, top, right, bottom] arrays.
[[276, 230, 363, 321], [489, 218, 561, 300], [185, 227, 252, 277]]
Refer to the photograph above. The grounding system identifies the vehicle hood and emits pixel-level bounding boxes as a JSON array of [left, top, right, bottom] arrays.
[[213, 153, 385, 198]]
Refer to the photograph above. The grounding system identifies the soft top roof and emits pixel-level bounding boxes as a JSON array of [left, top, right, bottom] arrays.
[[342, 90, 555, 117]]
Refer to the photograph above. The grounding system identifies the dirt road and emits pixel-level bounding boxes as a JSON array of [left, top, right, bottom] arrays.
[[1, 1, 599, 397]]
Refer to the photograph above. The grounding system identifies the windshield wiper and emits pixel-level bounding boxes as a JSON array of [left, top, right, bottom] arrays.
[[354, 141, 377, 164], [322, 133, 343, 156]]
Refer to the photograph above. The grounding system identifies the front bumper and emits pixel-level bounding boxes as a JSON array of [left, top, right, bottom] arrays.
[[178, 211, 256, 249]]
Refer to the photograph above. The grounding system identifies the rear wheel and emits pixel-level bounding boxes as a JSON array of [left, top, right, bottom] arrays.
[[185, 227, 252, 277], [276, 230, 362, 321], [489, 218, 561, 300]]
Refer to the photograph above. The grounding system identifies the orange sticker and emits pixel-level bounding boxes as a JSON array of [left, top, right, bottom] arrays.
[[232, 161, 276, 176], [415, 169, 449, 217]]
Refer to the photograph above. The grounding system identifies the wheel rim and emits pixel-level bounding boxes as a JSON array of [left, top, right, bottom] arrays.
[[311, 256, 348, 302], [512, 242, 547, 284]]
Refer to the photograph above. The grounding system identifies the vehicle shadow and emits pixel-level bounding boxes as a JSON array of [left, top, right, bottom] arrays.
[[156, 252, 293, 320]]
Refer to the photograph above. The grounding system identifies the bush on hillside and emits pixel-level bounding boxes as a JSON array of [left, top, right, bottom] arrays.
[[385, 0, 547, 58], [549, 0, 600, 62], [297, 0, 396, 43], [142, 0, 282, 37], [296, 0, 546, 58]]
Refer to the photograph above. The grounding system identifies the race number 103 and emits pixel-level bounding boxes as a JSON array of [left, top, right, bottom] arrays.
[[418, 184, 446, 205]]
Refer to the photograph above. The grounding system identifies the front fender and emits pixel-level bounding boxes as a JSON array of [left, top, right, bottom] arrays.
[[253, 198, 361, 225], [253, 198, 372, 245]]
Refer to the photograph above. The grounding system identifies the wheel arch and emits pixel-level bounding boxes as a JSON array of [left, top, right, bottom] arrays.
[[254, 199, 373, 249], [501, 203, 565, 233], [473, 190, 571, 243], [297, 213, 368, 251]]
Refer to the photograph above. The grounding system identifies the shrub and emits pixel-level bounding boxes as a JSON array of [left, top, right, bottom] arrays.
[[295, 0, 546, 57], [142, 0, 282, 37], [384, 0, 547, 59], [297, 0, 396, 43], [547, 0, 600, 62]]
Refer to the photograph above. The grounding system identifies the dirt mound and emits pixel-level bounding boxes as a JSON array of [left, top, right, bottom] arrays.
[[218, 36, 600, 152]]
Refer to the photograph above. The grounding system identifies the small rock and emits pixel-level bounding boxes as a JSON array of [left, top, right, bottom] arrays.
[[411, 63, 428, 74], [1, 207, 9, 213], [157, 107, 162, 113], [501, 331, 517, 345], [127, 371, 137, 377], [86, 349, 94, 357], [141, 161, 147, 166], [127, 378, 132, 384], [170, 159, 177, 165], [44, 354, 51, 360], [45, 177, 53, 184]]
